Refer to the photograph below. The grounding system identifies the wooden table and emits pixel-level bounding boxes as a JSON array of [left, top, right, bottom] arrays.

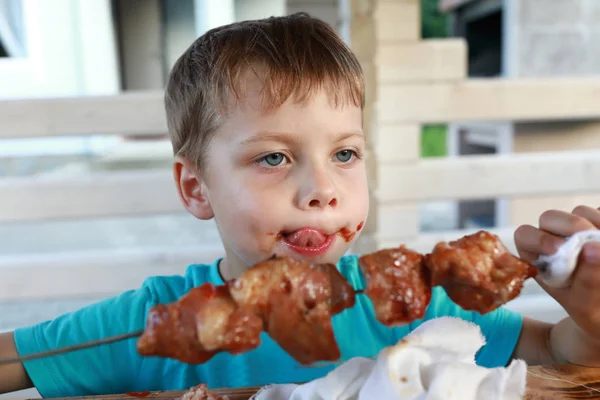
[[43, 365, 600, 400], [525, 364, 600, 399]]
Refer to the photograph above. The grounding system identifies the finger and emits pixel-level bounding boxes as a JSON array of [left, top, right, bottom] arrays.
[[572, 205, 600, 229], [567, 243, 600, 294], [514, 224, 565, 258], [518, 249, 539, 263], [539, 209, 596, 237], [581, 242, 600, 266]]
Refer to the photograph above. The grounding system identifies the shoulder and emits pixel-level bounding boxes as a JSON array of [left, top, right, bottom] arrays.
[[12, 258, 226, 397], [140, 258, 224, 305]]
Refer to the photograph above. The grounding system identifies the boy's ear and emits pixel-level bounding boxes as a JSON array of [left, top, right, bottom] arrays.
[[173, 156, 214, 220]]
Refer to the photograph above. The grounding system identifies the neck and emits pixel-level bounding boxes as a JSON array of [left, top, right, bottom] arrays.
[[217, 256, 247, 282]]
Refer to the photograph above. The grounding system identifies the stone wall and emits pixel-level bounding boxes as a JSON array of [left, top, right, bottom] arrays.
[[511, 0, 600, 225], [516, 0, 600, 77]]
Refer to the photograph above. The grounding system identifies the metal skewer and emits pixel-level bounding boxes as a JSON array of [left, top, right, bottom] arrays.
[[0, 330, 145, 366], [0, 290, 366, 366]]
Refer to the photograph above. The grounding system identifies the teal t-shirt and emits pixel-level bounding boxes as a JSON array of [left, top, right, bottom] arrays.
[[14, 255, 523, 397]]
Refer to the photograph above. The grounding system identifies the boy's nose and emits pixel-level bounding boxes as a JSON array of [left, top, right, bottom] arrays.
[[297, 169, 338, 210], [302, 190, 338, 210]]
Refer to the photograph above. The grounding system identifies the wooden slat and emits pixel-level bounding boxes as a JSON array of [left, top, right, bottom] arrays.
[[366, 202, 420, 238], [4, 78, 600, 140], [0, 226, 546, 302], [377, 150, 600, 202], [352, 226, 516, 257], [94, 140, 173, 169], [0, 245, 224, 301], [0, 169, 181, 223], [43, 387, 261, 400], [379, 78, 600, 123], [4, 150, 598, 222], [369, 124, 420, 164], [504, 293, 567, 324], [0, 91, 167, 139], [372, 226, 517, 254], [375, 1, 420, 42], [510, 193, 600, 227], [377, 39, 467, 83], [1, 227, 516, 302], [349, 5, 376, 60]]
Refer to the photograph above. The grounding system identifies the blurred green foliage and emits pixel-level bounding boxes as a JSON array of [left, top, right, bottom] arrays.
[[420, 0, 449, 158], [421, 0, 449, 38], [421, 125, 447, 158]]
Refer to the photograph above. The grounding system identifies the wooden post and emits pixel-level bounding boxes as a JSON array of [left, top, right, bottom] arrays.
[[349, 0, 467, 253]]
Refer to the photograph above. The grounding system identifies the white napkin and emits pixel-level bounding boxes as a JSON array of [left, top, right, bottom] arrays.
[[252, 317, 527, 400], [536, 229, 600, 288]]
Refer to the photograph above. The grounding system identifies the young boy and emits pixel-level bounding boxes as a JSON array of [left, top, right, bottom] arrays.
[[2, 12, 600, 397]]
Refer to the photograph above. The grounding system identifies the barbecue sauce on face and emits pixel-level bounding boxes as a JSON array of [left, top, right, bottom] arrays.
[[339, 221, 364, 242], [339, 228, 354, 242]]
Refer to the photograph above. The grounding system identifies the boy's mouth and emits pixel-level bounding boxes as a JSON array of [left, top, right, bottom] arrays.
[[280, 227, 334, 256], [283, 228, 327, 247]]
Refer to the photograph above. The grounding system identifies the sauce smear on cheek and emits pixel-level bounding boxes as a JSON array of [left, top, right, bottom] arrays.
[[339, 221, 364, 242], [339, 228, 355, 242]]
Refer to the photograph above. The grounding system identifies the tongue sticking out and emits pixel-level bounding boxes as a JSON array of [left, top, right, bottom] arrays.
[[284, 228, 327, 247]]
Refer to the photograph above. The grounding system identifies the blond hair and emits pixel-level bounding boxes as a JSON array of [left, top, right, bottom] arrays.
[[165, 12, 365, 168]]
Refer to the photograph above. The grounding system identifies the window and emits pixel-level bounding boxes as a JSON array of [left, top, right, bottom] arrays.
[[0, 0, 27, 58], [0, 39, 8, 57]]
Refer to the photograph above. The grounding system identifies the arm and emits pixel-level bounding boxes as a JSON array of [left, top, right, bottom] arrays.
[[510, 317, 556, 366], [9, 282, 161, 398], [0, 331, 33, 394], [549, 317, 600, 366], [512, 316, 600, 367]]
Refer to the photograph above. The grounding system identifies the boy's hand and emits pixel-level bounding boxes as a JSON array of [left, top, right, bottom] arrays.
[[514, 205, 600, 364]]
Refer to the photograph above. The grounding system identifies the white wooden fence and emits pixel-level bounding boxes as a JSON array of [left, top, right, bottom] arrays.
[[0, 92, 222, 306], [1, 0, 598, 327], [0, 82, 597, 312]]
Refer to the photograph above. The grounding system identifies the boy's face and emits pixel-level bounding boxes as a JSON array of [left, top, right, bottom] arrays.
[[177, 71, 369, 279]]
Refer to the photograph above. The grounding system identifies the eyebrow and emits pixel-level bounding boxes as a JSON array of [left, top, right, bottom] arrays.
[[238, 130, 364, 146]]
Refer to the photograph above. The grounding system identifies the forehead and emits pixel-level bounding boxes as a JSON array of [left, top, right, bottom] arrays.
[[217, 67, 363, 141]]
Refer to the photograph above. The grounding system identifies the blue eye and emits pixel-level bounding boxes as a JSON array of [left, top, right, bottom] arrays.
[[261, 153, 285, 166], [335, 150, 355, 163]]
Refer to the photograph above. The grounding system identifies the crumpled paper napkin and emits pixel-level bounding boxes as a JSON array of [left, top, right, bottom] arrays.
[[252, 317, 527, 400], [535, 229, 600, 288]]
